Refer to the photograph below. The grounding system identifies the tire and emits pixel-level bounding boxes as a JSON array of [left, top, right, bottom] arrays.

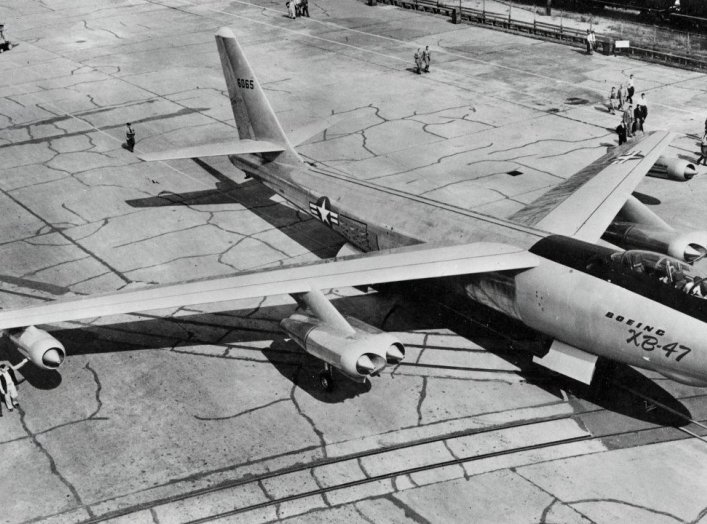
[[319, 371, 334, 391]]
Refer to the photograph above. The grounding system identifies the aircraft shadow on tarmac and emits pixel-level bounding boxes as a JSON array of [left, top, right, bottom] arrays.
[[126, 158, 345, 260], [0, 285, 692, 419]]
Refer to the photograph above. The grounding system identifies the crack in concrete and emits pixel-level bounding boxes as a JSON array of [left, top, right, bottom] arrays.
[[352, 502, 378, 524], [17, 405, 93, 517], [513, 469, 597, 524], [194, 398, 289, 421], [385, 494, 431, 523], [566, 497, 684, 523], [416, 376, 427, 426], [291, 365, 328, 458], [0, 186, 132, 284]]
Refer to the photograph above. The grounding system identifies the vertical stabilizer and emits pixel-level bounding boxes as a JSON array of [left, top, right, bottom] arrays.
[[215, 27, 296, 157]]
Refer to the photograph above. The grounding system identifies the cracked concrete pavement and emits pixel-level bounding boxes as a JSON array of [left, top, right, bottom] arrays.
[[0, 0, 706, 522]]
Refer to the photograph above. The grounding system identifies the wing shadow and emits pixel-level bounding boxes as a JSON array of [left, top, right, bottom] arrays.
[[126, 158, 346, 259]]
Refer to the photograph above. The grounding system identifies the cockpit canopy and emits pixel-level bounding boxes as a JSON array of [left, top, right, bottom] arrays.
[[609, 250, 705, 290]]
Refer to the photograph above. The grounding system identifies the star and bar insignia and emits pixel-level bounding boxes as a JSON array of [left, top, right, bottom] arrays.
[[611, 150, 645, 165], [309, 196, 339, 226]]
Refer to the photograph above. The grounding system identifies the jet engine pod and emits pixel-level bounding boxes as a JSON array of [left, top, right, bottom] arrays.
[[603, 222, 707, 263], [281, 314, 403, 382], [8, 326, 65, 369], [648, 155, 697, 182]]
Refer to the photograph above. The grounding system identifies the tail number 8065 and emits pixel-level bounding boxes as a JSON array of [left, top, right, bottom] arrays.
[[237, 78, 254, 89]]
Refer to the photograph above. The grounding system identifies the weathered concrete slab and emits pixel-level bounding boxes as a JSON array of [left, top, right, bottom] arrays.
[[0, 0, 705, 522]]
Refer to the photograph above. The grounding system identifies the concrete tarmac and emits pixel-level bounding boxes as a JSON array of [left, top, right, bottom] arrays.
[[0, 0, 706, 522]]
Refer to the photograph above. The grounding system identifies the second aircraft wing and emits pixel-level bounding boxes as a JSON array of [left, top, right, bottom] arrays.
[[510, 130, 674, 242], [0, 242, 538, 330]]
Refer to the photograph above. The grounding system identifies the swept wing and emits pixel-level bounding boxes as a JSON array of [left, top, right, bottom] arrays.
[[0, 242, 538, 330], [510, 130, 674, 242]]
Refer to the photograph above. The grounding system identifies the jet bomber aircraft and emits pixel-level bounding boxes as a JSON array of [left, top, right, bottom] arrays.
[[1, 28, 706, 392]]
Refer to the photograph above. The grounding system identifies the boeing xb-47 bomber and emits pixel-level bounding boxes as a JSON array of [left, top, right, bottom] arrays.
[[1, 28, 706, 392]]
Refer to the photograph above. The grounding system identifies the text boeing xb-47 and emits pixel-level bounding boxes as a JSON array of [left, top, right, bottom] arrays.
[[1, 28, 706, 391]]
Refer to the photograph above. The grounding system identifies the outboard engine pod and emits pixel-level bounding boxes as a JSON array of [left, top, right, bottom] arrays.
[[8, 326, 65, 370]]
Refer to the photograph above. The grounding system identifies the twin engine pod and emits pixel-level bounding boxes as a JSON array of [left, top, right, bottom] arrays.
[[281, 313, 404, 382], [603, 222, 707, 263], [648, 156, 698, 182], [7, 326, 65, 369]]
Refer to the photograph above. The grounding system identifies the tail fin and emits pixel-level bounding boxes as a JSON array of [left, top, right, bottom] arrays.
[[215, 27, 298, 159]]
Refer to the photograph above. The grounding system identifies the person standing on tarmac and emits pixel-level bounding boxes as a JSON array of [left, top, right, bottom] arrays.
[[422, 45, 431, 72], [627, 73, 635, 104], [124, 122, 135, 152], [623, 104, 634, 138], [616, 120, 627, 146], [0, 361, 25, 412], [414, 48, 422, 74]]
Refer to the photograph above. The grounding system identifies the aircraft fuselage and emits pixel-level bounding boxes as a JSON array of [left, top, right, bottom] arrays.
[[229, 154, 707, 386]]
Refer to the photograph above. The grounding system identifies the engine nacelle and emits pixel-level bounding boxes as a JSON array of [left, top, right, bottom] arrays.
[[648, 155, 697, 182], [281, 314, 404, 382], [7, 326, 65, 370], [603, 222, 707, 263]]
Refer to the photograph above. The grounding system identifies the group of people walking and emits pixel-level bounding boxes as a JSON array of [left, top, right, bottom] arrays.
[[611, 75, 648, 145], [413, 46, 431, 74], [286, 0, 309, 19]]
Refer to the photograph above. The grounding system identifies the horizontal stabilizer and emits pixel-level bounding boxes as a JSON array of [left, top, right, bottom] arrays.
[[533, 339, 597, 384], [138, 139, 285, 162], [0, 242, 538, 330]]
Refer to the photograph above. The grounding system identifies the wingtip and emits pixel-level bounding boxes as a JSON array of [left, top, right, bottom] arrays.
[[216, 27, 235, 39]]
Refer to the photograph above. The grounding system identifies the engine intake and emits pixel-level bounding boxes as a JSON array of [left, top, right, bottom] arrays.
[[8, 326, 65, 370], [281, 314, 403, 382]]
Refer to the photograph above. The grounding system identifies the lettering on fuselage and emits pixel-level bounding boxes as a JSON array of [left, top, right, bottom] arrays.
[[606, 311, 692, 362], [605, 311, 665, 336]]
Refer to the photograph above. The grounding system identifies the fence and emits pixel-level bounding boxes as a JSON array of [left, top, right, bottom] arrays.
[[376, 0, 707, 71]]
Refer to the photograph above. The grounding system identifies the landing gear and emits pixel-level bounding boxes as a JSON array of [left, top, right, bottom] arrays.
[[319, 364, 334, 392]]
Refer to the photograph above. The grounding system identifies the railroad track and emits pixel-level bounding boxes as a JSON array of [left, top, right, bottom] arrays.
[[80, 388, 707, 524]]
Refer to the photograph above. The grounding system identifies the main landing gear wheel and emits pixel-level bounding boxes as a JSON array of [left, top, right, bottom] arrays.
[[319, 366, 334, 391]]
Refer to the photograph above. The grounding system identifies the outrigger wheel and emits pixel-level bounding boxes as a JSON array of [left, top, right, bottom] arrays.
[[319, 365, 334, 392]]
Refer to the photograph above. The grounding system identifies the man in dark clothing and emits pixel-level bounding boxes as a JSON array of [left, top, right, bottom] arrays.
[[616, 121, 627, 145], [300, 0, 309, 16], [124, 123, 135, 152]]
